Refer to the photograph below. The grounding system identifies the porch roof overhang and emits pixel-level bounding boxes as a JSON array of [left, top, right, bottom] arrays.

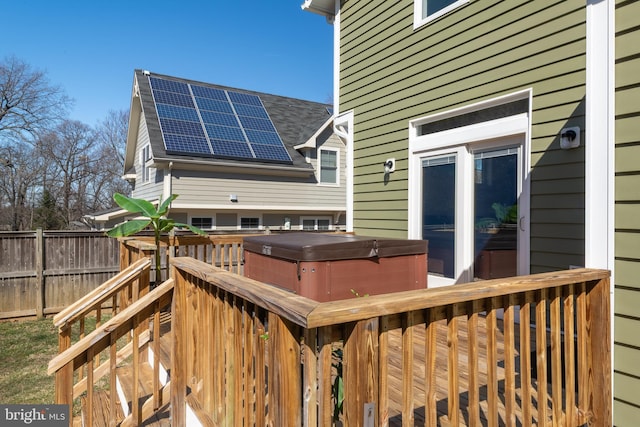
[[301, 0, 335, 20], [294, 115, 335, 150]]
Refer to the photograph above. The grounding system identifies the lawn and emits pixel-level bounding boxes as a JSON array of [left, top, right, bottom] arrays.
[[0, 318, 58, 404]]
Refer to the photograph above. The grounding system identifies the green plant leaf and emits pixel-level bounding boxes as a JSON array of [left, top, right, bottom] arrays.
[[106, 219, 151, 237], [113, 193, 158, 217], [157, 194, 178, 217], [174, 222, 208, 236], [158, 218, 175, 232]]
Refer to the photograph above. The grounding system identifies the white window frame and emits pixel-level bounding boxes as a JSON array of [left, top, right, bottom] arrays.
[[140, 144, 151, 183], [408, 90, 532, 287], [414, 0, 468, 29], [318, 147, 340, 186], [238, 215, 262, 230], [301, 216, 333, 231]]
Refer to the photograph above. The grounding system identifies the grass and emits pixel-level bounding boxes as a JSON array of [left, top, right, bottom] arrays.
[[0, 315, 109, 407], [0, 318, 58, 404]]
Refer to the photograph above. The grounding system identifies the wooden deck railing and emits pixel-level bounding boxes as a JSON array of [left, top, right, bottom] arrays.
[[48, 276, 173, 426], [51, 258, 152, 406], [119, 234, 248, 282], [170, 257, 611, 426]]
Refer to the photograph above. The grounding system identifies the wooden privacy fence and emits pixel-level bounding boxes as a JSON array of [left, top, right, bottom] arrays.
[[170, 257, 611, 426], [0, 230, 120, 319]]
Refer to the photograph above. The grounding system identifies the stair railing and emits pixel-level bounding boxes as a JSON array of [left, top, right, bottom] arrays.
[[48, 277, 174, 426], [52, 258, 152, 402]]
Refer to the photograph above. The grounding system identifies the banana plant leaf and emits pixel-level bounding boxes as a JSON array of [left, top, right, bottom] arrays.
[[106, 219, 151, 237]]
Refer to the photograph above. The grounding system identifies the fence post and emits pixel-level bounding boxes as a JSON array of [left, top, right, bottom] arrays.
[[35, 228, 44, 319]]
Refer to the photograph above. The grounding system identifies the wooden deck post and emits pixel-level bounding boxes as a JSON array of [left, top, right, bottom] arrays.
[[343, 318, 379, 426], [267, 312, 302, 426], [586, 277, 612, 426], [170, 265, 187, 427]]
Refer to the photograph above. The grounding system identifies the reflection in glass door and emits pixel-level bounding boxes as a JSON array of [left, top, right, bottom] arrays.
[[420, 140, 523, 285], [473, 148, 518, 280], [422, 155, 456, 280]]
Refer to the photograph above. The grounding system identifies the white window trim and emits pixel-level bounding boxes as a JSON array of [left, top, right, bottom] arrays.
[[140, 144, 151, 183], [408, 91, 532, 286], [301, 216, 333, 231], [238, 215, 262, 230], [318, 147, 340, 186], [413, 0, 468, 29]]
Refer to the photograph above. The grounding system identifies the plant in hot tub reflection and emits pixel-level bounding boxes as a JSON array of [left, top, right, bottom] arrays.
[[476, 203, 518, 233]]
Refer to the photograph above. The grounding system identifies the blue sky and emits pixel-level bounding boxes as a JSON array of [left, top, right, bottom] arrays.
[[4, 1, 334, 126]]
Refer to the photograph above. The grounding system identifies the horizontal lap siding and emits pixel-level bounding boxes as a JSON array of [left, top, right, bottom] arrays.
[[614, 0, 640, 423], [172, 171, 346, 209], [132, 115, 163, 202], [339, 0, 586, 269]]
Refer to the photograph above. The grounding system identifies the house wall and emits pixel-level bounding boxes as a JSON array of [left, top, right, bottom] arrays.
[[170, 133, 346, 210], [339, 0, 587, 271], [613, 0, 640, 422], [132, 114, 163, 202]]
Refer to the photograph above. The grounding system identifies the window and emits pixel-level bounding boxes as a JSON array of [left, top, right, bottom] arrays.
[[240, 217, 260, 229], [302, 217, 332, 231], [191, 217, 213, 230], [140, 145, 151, 183], [414, 0, 467, 27], [319, 148, 338, 185]]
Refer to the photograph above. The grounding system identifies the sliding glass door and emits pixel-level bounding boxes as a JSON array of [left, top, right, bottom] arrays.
[[420, 137, 524, 285]]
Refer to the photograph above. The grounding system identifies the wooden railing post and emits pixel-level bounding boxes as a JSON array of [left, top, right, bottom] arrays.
[[343, 318, 379, 426], [267, 312, 301, 426], [171, 265, 187, 427], [55, 324, 73, 419], [587, 277, 612, 426]]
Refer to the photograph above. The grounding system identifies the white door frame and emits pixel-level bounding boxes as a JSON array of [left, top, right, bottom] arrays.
[[408, 90, 532, 286]]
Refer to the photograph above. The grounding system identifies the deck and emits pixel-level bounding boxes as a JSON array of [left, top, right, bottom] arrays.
[[49, 237, 611, 426], [148, 313, 543, 426]]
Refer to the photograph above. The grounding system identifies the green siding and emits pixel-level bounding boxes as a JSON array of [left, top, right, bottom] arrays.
[[339, 0, 587, 269], [614, 0, 640, 420]]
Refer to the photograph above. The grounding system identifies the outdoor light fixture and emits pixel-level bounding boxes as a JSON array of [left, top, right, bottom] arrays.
[[560, 126, 580, 150], [383, 158, 395, 174], [229, 194, 238, 202]]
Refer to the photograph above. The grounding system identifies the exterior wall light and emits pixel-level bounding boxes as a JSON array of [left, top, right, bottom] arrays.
[[383, 158, 395, 174], [560, 126, 581, 150]]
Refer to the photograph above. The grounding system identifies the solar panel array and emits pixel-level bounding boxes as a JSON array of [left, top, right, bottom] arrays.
[[148, 76, 292, 163]]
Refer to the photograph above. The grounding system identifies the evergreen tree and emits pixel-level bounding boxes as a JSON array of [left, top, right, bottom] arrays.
[[33, 188, 63, 230]]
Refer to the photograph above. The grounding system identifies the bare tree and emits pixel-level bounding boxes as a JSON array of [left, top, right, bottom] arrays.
[[0, 55, 70, 143], [93, 109, 131, 203], [37, 120, 97, 228], [0, 144, 43, 230]]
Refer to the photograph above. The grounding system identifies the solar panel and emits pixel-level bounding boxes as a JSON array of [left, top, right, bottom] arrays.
[[149, 76, 292, 163]]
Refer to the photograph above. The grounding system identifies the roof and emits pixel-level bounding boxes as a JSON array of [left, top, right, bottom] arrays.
[[126, 70, 333, 175], [301, 0, 336, 19]]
